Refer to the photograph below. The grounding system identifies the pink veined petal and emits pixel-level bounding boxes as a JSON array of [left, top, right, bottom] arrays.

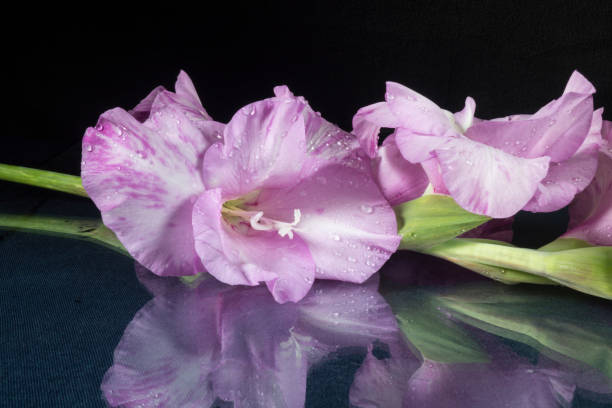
[[385, 81, 455, 135], [523, 109, 603, 212], [372, 135, 429, 205], [466, 71, 595, 162], [454, 96, 477, 132], [82, 93, 216, 276], [435, 137, 550, 218], [191, 188, 315, 303], [256, 158, 401, 283], [352, 101, 404, 158], [201, 95, 308, 199]]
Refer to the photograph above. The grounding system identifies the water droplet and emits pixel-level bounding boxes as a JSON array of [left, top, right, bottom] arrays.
[[520, 146, 527, 152], [292, 114, 299, 122], [332, 312, 340, 317], [572, 177, 581, 183], [465, 159, 473, 166], [347, 256, 357, 263], [548, 118, 556, 126], [332, 234, 341, 241], [409, 232, 417, 238], [360, 204, 374, 214], [85, 144, 93, 152], [385, 91, 394, 100], [96, 124, 104, 131], [365, 260, 376, 267], [514, 140, 521, 145]]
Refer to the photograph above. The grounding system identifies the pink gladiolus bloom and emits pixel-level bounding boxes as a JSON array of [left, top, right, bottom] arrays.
[[101, 265, 398, 408], [353, 71, 603, 218], [564, 120, 612, 245], [81, 72, 400, 303]]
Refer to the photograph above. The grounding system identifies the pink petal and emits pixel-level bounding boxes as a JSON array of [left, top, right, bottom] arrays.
[[201, 95, 307, 199], [129, 71, 213, 124], [395, 128, 450, 163], [564, 150, 612, 245], [466, 71, 595, 162], [523, 109, 603, 212], [372, 135, 429, 205], [385, 82, 454, 135], [420, 157, 449, 194], [256, 158, 401, 283], [192, 188, 315, 303], [453, 97, 477, 132], [352, 101, 403, 158], [435, 137, 550, 217], [82, 88, 216, 276]]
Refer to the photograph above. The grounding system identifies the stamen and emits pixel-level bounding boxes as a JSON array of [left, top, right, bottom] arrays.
[[250, 211, 273, 231]]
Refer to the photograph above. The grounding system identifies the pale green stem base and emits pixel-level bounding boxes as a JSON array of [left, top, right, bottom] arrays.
[[422, 238, 612, 299]]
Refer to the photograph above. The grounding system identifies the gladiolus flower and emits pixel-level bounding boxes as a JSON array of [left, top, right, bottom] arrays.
[[81, 72, 400, 303], [353, 71, 602, 218]]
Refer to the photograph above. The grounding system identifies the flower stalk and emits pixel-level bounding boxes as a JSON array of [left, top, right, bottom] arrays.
[[0, 213, 128, 256], [0, 163, 88, 197]]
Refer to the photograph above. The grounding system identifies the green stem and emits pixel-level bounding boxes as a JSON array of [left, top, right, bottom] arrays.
[[0, 163, 88, 197], [0, 214, 128, 256], [423, 238, 612, 299]]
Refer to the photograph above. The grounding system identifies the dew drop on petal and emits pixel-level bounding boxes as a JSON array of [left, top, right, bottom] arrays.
[[360, 204, 374, 214], [332, 234, 341, 241], [85, 144, 93, 152]]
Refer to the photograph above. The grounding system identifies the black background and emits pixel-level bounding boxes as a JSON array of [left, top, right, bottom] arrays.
[[1, 2, 612, 406], [4, 1, 612, 246]]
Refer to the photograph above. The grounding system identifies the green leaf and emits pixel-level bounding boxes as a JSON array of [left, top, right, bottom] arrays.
[[0, 214, 128, 256], [383, 290, 489, 363], [0, 163, 87, 197], [437, 282, 612, 379], [395, 195, 489, 250]]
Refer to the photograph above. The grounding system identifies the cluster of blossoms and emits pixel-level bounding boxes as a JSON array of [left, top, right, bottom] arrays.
[[81, 71, 611, 303]]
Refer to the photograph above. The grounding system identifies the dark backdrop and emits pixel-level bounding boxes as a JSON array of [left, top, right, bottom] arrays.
[[1, 2, 612, 407]]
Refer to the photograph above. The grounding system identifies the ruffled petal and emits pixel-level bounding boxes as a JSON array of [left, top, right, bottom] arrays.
[[256, 158, 400, 283], [372, 136, 429, 205], [201, 95, 307, 199], [523, 109, 603, 212], [192, 188, 315, 303], [82, 94, 216, 276], [435, 137, 550, 217], [352, 101, 403, 158], [466, 71, 595, 162], [394, 128, 450, 163], [385, 81, 455, 135]]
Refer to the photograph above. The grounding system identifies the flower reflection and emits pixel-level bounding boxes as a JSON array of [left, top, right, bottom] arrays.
[[101, 264, 398, 407]]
